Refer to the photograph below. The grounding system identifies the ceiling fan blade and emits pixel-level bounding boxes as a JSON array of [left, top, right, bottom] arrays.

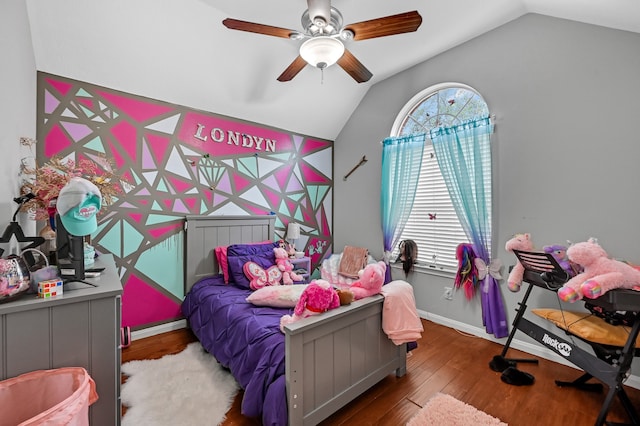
[[337, 49, 372, 83], [277, 56, 308, 82], [222, 18, 296, 39], [344, 11, 422, 41]]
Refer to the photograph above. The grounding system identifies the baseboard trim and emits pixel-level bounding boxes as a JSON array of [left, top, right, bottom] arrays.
[[131, 319, 187, 341], [418, 309, 640, 391]]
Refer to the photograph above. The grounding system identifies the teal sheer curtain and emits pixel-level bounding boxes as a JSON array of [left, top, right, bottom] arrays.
[[430, 117, 508, 338], [380, 133, 425, 283]]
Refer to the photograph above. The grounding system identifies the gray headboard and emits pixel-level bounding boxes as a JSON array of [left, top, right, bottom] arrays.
[[184, 215, 277, 294]]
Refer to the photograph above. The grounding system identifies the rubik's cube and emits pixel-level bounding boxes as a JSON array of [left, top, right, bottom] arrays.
[[38, 279, 64, 298]]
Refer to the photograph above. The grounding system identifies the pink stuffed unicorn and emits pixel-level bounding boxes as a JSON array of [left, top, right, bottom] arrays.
[[505, 233, 535, 292], [280, 279, 340, 331], [557, 238, 640, 302]]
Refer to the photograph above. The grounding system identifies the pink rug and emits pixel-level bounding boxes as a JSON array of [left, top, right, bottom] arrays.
[[407, 393, 507, 425]]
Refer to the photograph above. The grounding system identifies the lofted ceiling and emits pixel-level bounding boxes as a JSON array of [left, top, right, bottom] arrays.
[[26, 0, 640, 140]]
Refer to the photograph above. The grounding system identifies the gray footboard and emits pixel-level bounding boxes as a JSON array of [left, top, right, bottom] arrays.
[[283, 295, 407, 426]]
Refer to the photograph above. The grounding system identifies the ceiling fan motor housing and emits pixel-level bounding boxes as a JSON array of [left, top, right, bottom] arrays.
[[306, 0, 332, 28], [301, 7, 343, 36]]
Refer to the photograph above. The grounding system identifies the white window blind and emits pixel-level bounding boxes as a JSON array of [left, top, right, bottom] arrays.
[[396, 142, 470, 272]]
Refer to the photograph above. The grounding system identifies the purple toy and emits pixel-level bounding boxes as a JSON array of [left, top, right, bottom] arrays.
[[543, 244, 574, 276]]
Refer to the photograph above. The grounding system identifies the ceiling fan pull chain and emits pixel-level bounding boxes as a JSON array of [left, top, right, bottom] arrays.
[[321, 68, 324, 84]]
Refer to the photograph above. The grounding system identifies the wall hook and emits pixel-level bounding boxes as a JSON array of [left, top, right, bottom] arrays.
[[343, 155, 368, 181]]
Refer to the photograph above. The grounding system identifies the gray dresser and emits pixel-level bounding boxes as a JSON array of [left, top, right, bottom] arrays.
[[0, 253, 122, 425]]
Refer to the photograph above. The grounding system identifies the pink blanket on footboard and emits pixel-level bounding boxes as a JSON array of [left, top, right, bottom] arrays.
[[380, 280, 424, 344]]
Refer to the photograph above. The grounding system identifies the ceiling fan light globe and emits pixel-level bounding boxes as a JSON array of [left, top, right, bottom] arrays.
[[300, 36, 345, 69]]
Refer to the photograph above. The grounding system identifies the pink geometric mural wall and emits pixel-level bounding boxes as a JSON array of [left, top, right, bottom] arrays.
[[37, 72, 334, 329]]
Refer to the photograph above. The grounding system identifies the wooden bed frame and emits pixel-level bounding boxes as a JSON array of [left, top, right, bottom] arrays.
[[184, 215, 407, 426]]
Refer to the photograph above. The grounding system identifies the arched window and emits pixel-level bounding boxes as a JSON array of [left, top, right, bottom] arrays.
[[391, 83, 491, 272]]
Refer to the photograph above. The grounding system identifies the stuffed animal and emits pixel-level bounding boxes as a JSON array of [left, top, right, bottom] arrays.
[[349, 261, 386, 300], [243, 261, 282, 290], [280, 279, 340, 331], [543, 244, 575, 277], [287, 243, 296, 258], [336, 288, 354, 305], [505, 233, 535, 292], [557, 238, 640, 303], [274, 247, 303, 285]]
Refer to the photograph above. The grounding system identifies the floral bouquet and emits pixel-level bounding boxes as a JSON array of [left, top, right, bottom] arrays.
[[19, 137, 129, 221]]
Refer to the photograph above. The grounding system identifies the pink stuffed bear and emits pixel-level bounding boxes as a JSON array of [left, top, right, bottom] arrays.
[[280, 279, 340, 331], [349, 261, 386, 300], [557, 238, 640, 303], [505, 233, 535, 292], [274, 247, 303, 285]]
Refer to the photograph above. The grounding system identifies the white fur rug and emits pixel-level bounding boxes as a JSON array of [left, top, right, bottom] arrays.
[[121, 342, 238, 426]]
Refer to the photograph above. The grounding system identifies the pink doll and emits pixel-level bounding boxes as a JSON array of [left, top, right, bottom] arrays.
[[505, 233, 535, 292], [274, 247, 303, 285], [280, 279, 340, 331], [557, 238, 640, 302]]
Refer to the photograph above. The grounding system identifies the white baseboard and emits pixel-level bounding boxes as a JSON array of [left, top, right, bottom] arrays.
[[131, 319, 187, 341], [418, 309, 640, 391]]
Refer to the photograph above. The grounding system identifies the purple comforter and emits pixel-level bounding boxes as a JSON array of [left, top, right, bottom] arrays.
[[181, 275, 290, 426]]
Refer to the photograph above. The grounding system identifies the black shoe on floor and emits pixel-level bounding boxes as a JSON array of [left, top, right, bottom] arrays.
[[489, 355, 516, 372], [500, 367, 535, 386]]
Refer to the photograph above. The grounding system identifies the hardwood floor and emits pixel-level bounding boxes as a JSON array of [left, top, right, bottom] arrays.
[[121, 319, 640, 425]]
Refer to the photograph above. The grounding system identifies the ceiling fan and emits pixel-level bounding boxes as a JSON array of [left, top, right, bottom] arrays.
[[222, 0, 422, 83]]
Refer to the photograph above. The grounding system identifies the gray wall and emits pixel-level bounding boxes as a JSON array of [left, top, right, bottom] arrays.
[[1, 0, 37, 234], [334, 13, 640, 340]]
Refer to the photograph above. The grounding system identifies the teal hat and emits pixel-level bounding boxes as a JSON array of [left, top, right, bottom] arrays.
[[56, 177, 102, 236]]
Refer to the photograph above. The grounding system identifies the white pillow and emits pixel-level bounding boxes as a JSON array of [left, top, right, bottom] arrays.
[[321, 253, 376, 286], [246, 284, 308, 308]]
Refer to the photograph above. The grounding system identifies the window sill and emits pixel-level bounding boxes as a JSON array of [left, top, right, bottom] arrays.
[[390, 262, 456, 279]]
